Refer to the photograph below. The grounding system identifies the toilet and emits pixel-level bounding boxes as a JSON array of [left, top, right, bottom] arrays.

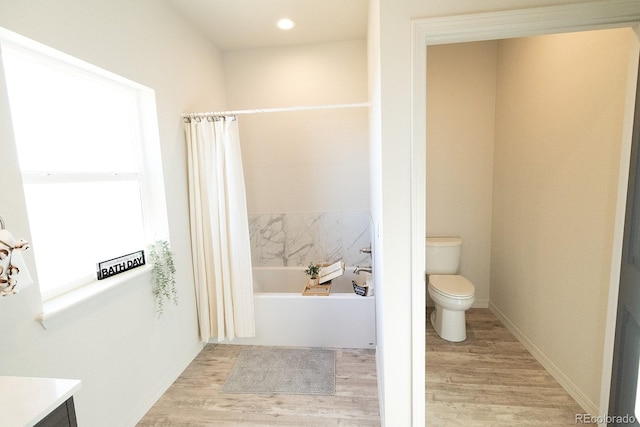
[[426, 237, 475, 342]]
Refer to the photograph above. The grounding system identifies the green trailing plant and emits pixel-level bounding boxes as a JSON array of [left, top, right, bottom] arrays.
[[148, 239, 177, 317], [305, 262, 321, 280]]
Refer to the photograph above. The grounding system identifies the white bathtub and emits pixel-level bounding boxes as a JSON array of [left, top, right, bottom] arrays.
[[226, 267, 376, 349]]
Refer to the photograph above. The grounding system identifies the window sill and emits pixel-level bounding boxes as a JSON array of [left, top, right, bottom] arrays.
[[38, 265, 151, 330]]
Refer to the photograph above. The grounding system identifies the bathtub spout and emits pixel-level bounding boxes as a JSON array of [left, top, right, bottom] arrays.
[[354, 265, 372, 274]]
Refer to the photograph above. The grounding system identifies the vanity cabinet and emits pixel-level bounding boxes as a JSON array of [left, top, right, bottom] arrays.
[[34, 397, 77, 426], [0, 376, 81, 427]]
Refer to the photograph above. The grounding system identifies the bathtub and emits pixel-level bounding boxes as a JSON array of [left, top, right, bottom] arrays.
[[226, 267, 376, 349]]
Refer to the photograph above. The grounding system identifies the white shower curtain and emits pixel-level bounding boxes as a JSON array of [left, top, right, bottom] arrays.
[[184, 116, 255, 342]]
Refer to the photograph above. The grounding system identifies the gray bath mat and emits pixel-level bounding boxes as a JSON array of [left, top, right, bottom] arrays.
[[222, 347, 336, 395]]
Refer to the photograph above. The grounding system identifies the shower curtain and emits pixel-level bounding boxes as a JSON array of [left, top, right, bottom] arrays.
[[184, 116, 255, 342]]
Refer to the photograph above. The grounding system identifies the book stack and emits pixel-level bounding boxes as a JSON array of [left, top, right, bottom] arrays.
[[318, 260, 345, 284]]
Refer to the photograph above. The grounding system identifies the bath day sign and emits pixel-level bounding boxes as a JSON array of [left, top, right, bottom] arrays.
[[97, 250, 145, 280]]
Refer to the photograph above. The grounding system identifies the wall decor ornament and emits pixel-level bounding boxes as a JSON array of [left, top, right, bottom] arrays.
[[0, 217, 33, 297]]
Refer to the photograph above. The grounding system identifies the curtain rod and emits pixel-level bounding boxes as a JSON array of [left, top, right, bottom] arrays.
[[182, 102, 370, 119]]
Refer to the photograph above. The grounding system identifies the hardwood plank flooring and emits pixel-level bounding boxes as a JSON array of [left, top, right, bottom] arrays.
[[426, 307, 585, 426], [137, 344, 380, 426], [140, 308, 584, 426]]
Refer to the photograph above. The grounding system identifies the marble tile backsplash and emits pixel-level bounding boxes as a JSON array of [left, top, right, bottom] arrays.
[[248, 211, 371, 267]]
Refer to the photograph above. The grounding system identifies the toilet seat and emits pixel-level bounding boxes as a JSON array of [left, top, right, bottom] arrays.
[[429, 275, 474, 299]]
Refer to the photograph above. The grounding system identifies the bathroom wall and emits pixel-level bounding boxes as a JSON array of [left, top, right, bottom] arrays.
[[491, 28, 636, 410], [426, 41, 498, 307], [0, 1, 226, 425], [223, 40, 371, 268]]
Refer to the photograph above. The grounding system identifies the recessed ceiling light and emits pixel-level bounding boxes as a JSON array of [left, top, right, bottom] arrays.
[[277, 18, 296, 31]]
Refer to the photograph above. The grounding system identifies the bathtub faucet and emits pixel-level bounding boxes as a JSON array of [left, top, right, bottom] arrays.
[[360, 246, 372, 255], [354, 265, 372, 274]]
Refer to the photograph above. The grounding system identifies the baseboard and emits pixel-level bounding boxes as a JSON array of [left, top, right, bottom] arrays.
[[130, 341, 205, 425], [472, 299, 489, 308], [488, 302, 599, 415]]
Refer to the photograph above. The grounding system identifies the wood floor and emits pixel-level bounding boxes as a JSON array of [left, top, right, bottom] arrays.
[[139, 308, 585, 426], [427, 307, 585, 426], [137, 344, 380, 426]]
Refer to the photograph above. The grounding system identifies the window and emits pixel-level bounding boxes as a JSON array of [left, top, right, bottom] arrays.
[[0, 30, 168, 300]]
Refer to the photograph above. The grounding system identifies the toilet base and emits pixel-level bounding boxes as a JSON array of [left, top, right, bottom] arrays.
[[430, 306, 468, 342]]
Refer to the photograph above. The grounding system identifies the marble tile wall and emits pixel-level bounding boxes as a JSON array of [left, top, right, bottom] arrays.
[[248, 211, 371, 267]]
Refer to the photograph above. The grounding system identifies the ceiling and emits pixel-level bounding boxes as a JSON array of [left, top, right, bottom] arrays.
[[167, 0, 369, 51]]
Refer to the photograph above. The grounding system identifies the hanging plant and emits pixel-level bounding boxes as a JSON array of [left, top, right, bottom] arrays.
[[148, 239, 177, 317]]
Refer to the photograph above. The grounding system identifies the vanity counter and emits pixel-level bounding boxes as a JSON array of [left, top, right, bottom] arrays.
[[0, 376, 81, 427]]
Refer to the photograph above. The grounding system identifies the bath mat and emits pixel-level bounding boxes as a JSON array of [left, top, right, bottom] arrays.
[[222, 347, 336, 395]]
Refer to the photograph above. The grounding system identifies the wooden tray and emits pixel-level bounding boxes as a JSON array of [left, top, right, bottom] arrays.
[[302, 283, 331, 296]]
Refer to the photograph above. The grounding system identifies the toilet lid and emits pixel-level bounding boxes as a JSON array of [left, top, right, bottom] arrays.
[[429, 275, 475, 299]]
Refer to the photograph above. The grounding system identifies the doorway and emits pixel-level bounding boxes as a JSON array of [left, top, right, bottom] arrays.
[[412, 3, 640, 424], [425, 27, 636, 415]]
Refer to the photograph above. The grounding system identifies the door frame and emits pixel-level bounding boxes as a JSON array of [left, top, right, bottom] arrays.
[[411, 1, 640, 424]]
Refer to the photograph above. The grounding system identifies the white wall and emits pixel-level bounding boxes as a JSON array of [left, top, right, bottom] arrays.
[[0, 0, 226, 425], [426, 41, 497, 307], [223, 41, 371, 271], [236, 108, 369, 214], [224, 40, 367, 111], [366, 1, 388, 421], [490, 28, 636, 410], [223, 40, 369, 214]]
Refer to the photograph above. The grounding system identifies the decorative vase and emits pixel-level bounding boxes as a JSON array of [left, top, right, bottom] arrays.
[[308, 278, 319, 287]]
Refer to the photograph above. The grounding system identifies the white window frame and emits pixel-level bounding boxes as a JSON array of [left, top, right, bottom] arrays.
[[0, 27, 169, 308]]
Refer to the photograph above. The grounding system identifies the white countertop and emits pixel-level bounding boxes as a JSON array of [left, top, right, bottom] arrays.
[[0, 376, 81, 427]]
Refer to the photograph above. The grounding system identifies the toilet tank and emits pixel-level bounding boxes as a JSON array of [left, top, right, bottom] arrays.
[[426, 237, 462, 274]]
